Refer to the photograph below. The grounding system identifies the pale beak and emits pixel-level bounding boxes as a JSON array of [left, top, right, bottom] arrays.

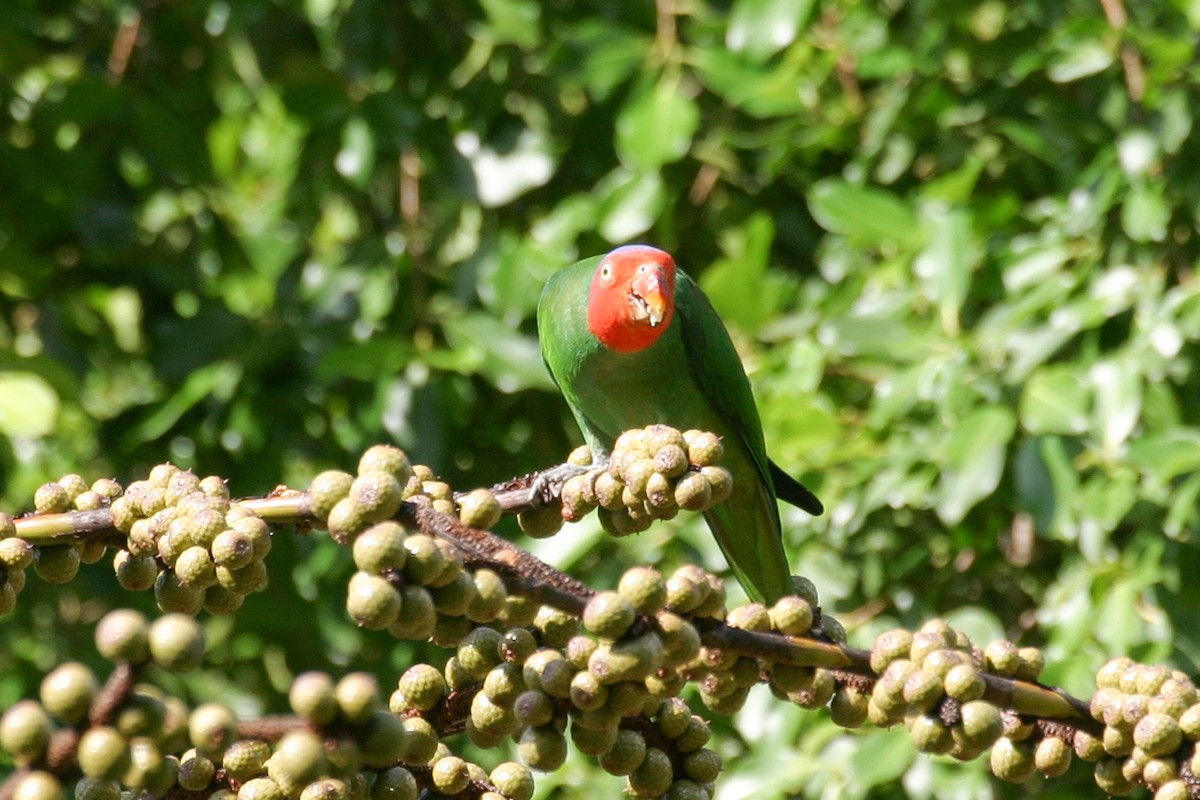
[[630, 267, 669, 326]]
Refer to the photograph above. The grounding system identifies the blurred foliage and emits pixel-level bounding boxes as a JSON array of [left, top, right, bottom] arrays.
[[2, 0, 1200, 797]]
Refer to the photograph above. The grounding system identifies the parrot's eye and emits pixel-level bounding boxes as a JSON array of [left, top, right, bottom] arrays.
[[637, 264, 650, 274], [600, 263, 613, 282]]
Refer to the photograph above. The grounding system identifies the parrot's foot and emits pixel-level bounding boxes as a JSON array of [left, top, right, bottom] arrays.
[[528, 459, 608, 506]]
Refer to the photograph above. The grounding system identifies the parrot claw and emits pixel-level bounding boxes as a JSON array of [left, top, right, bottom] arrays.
[[529, 460, 608, 506]]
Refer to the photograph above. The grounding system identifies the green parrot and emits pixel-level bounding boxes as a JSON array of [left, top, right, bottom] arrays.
[[536, 244, 822, 603]]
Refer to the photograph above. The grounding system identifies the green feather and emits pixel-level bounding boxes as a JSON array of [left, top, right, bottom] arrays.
[[537, 254, 821, 603]]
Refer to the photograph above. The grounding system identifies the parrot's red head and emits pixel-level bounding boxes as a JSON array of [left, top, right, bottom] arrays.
[[587, 245, 677, 353]]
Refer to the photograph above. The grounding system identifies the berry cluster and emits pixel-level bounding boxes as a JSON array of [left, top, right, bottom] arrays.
[[552, 425, 734, 538], [108, 464, 271, 614], [1088, 657, 1200, 798], [0, 610, 204, 800]]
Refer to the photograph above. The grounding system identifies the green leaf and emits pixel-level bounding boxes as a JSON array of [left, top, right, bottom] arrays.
[[1121, 182, 1170, 242], [726, 0, 815, 63], [0, 372, 59, 437], [914, 205, 975, 335], [478, 0, 541, 49], [441, 313, 554, 393], [937, 406, 1017, 525], [699, 211, 779, 329], [850, 727, 913, 786], [1127, 430, 1200, 485], [596, 169, 665, 243], [1020, 365, 1090, 435], [616, 75, 700, 171], [1091, 356, 1142, 459], [808, 179, 922, 248]]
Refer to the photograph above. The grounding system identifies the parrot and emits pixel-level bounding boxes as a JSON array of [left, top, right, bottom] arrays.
[[536, 244, 822, 603]]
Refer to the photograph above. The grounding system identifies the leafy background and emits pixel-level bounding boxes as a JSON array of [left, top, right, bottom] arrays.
[[2, 0, 1199, 797]]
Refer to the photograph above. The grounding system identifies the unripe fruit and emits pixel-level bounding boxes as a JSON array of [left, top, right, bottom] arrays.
[[944, 663, 986, 701], [13, 772, 63, 800], [1134, 712, 1183, 758], [154, 570, 205, 614], [829, 686, 870, 728], [272, 729, 326, 784], [35, 545, 81, 583], [398, 717, 438, 765], [190, 704, 237, 757], [673, 473, 711, 511], [0, 700, 52, 764], [96, 609, 150, 662], [175, 546, 217, 589], [908, 713, 953, 754], [628, 747, 673, 797], [360, 712, 408, 769], [240, 777, 285, 800], [517, 504, 564, 539], [76, 726, 131, 779], [1034, 735, 1072, 777], [770, 595, 815, 636], [369, 768, 417, 800], [39, 662, 96, 724], [958, 700, 1003, 749], [395, 664, 445, 712], [489, 762, 534, 800], [224, 739, 272, 782], [34, 482, 70, 514], [518, 725, 568, 772], [514, 690, 555, 728], [358, 445, 414, 481], [618, 567, 667, 614], [430, 756, 470, 794], [726, 602, 771, 632], [583, 591, 637, 640], [178, 753, 217, 790], [458, 489, 503, 529], [589, 634, 664, 684], [73, 778, 119, 800], [990, 737, 1036, 783], [349, 471, 404, 521], [335, 672, 380, 723], [113, 550, 158, 591], [0, 537, 35, 570], [346, 572, 402, 630], [352, 522, 407, 575], [389, 585, 436, 641], [683, 430, 723, 466], [599, 729, 647, 776], [149, 613, 205, 671], [467, 568, 508, 622], [984, 639, 1020, 676]]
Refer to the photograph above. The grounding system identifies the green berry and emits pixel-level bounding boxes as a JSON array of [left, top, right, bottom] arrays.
[[216, 560, 268, 595], [271, 729, 326, 784], [990, 737, 1036, 783], [178, 753, 216, 791], [1034, 735, 1072, 777], [398, 717, 438, 765], [76, 726, 131, 779], [73, 778, 119, 800], [489, 762, 534, 800], [599, 729, 647, 776], [13, 772, 63, 800], [369, 768, 417, 800], [770, 595, 814, 636], [583, 591, 637, 640], [984, 640, 1020, 676], [335, 672, 380, 723], [34, 544, 81, 583], [352, 522, 407, 574], [358, 445, 414, 482], [223, 739, 272, 782], [458, 489, 503, 529], [39, 662, 97, 724], [174, 545, 217, 589], [309, 471, 355, 521], [518, 725, 568, 772], [628, 747, 673, 797], [944, 663, 986, 701], [617, 567, 667, 614], [154, 570, 205, 614], [290, 672, 337, 725], [394, 664, 446, 712], [829, 686, 870, 728], [1134, 712, 1183, 758], [908, 713, 954, 754], [683, 430, 723, 466], [34, 482, 71, 514], [239, 777, 285, 800], [348, 471, 404, 524], [113, 550, 158, 591], [149, 613, 205, 671], [95, 609, 150, 662], [189, 703, 237, 758], [517, 504, 564, 539], [346, 572, 402, 630], [0, 700, 52, 764], [430, 756, 470, 794], [0, 537, 34, 570]]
